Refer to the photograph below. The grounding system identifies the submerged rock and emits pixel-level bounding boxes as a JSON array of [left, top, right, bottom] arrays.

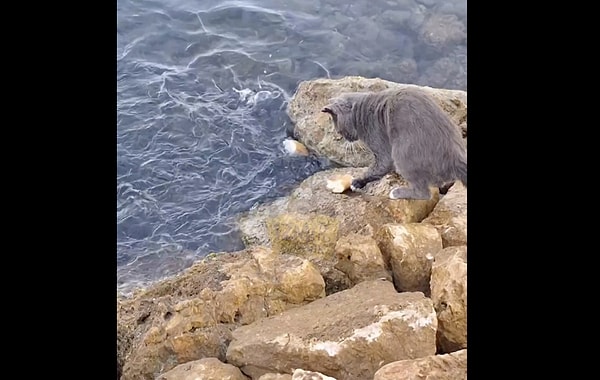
[[418, 12, 466, 51]]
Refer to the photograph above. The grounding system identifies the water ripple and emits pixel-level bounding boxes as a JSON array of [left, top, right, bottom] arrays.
[[117, 0, 467, 295]]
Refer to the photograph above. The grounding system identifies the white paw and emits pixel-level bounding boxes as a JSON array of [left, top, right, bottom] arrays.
[[350, 184, 358, 192]]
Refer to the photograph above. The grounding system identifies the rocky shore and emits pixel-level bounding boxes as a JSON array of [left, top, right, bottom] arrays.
[[117, 76, 468, 379]]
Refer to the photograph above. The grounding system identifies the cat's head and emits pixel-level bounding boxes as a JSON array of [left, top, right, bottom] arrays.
[[321, 94, 359, 142]]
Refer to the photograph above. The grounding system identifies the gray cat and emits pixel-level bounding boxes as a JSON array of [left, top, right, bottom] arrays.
[[321, 87, 467, 200]]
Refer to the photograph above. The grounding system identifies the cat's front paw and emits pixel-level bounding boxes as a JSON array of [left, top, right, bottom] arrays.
[[350, 179, 365, 192]]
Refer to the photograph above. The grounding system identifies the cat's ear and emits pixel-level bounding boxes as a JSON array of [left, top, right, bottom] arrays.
[[343, 98, 354, 110]]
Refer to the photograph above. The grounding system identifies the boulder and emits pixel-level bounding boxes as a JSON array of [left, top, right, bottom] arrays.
[[266, 212, 347, 293], [287, 77, 467, 167], [422, 182, 467, 247], [156, 357, 248, 380], [375, 223, 443, 295], [226, 279, 437, 380], [334, 233, 392, 286], [118, 246, 325, 380], [430, 246, 467, 353], [373, 349, 467, 380]]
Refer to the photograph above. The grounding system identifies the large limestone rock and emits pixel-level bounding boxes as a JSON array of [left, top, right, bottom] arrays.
[[423, 182, 467, 247], [266, 212, 347, 294], [226, 279, 437, 380], [430, 246, 467, 353], [238, 167, 439, 251], [118, 246, 325, 380], [334, 233, 392, 286], [287, 77, 467, 167], [156, 357, 248, 380], [375, 223, 443, 295], [373, 349, 467, 380]]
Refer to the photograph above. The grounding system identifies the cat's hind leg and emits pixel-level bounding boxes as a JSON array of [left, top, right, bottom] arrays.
[[388, 172, 432, 200], [389, 146, 433, 200], [389, 183, 432, 200]]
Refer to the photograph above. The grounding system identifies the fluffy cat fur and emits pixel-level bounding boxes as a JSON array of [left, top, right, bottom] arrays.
[[322, 87, 467, 200]]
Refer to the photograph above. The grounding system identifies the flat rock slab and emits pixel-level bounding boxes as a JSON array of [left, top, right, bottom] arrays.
[[226, 279, 437, 380]]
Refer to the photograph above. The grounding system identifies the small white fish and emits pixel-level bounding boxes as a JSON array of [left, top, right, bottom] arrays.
[[282, 138, 309, 156]]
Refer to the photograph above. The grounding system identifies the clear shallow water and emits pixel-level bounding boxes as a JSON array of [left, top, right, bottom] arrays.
[[116, 0, 467, 295]]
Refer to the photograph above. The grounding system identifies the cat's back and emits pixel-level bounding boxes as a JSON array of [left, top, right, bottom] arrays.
[[380, 87, 440, 110], [382, 87, 459, 135]]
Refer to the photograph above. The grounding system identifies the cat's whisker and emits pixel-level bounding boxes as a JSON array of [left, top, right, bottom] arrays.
[[350, 142, 357, 157], [341, 141, 349, 159], [355, 140, 368, 153]]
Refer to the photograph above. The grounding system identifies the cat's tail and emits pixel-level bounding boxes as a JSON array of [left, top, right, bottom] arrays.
[[456, 159, 467, 188]]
